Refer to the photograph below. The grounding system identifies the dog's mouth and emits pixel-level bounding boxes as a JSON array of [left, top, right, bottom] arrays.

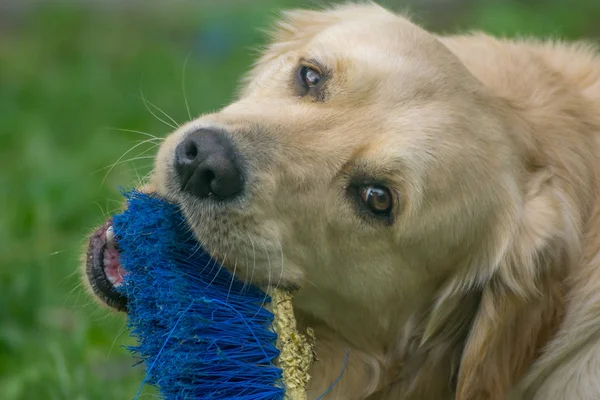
[[85, 214, 300, 310], [85, 219, 128, 312]]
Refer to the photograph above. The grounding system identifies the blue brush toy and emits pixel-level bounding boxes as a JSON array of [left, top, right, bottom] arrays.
[[111, 190, 315, 399]]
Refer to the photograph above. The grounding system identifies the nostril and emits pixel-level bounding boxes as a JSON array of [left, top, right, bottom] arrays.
[[183, 139, 198, 162], [202, 169, 216, 184]]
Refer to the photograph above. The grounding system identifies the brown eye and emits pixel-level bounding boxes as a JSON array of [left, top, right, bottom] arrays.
[[300, 66, 321, 88], [360, 186, 393, 215]]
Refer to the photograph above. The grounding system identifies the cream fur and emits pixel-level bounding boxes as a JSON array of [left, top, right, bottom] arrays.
[[99, 3, 600, 399]]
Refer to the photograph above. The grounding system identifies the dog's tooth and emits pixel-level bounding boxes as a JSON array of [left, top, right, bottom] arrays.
[[106, 226, 114, 248]]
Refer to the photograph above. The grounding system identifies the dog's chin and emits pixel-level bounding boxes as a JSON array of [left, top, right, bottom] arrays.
[[183, 221, 305, 293]]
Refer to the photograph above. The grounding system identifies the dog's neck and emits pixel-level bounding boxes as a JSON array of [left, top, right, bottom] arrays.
[[295, 283, 478, 399]]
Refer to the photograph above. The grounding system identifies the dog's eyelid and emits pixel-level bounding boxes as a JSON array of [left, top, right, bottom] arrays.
[[293, 57, 330, 100], [344, 175, 401, 225], [299, 58, 327, 76]]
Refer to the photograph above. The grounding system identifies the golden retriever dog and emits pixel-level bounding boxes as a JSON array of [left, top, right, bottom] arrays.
[[84, 3, 600, 399]]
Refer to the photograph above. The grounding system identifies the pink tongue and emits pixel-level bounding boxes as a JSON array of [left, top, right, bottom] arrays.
[[103, 246, 125, 285]]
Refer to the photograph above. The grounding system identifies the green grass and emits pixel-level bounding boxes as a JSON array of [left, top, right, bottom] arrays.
[[0, 1, 597, 399]]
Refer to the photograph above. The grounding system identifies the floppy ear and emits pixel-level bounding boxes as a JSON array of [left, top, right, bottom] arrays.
[[456, 274, 564, 400], [455, 170, 573, 400]]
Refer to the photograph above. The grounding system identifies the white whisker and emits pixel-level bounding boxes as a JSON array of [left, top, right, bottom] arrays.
[[274, 237, 285, 289], [226, 258, 238, 304], [208, 242, 233, 288], [241, 241, 252, 291], [182, 52, 193, 122], [139, 89, 178, 130], [92, 201, 111, 222], [98, 138, 160, 184], [248, 235, 257, 287], [107, 323, 130, 359], [103, 127, 163, 141], [259, 247, 273, 312]]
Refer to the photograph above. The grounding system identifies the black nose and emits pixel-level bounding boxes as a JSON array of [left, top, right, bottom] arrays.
[[174, 129, 243, 199]]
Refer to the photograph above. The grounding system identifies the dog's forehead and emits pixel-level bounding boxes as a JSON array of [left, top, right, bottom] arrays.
[[308, 15, 432, 58], [238, 9, 461, 107], [292, 21, 453, 101]]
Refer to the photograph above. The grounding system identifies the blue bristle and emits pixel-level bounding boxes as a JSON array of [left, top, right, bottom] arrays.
[[113, 190, 285, 399]]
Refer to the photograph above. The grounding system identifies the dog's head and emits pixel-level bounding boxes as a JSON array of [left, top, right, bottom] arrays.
[[154, 4, 519, 302], [86, 4, 574, 398]]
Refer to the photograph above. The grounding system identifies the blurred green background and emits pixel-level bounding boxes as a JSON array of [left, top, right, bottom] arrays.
[[0, 0, 598, 399]]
